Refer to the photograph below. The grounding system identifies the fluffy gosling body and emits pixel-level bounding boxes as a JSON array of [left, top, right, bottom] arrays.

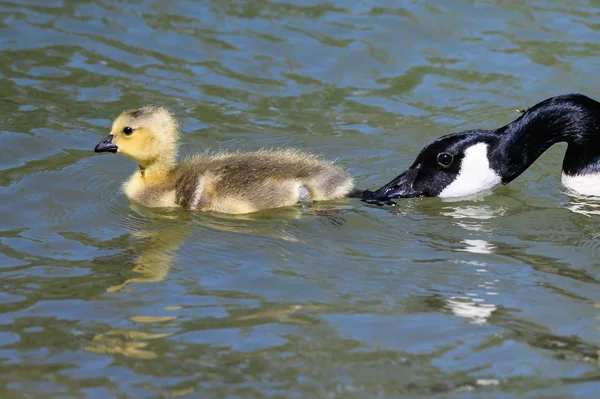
[[94, 106, 354, 214]]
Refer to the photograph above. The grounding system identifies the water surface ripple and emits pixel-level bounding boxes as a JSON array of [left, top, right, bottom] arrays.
[[1, 0, 600, 397]]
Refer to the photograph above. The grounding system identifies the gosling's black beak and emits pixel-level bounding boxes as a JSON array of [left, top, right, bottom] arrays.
[[361, 169, 422, 204], [94, 135, 118, 153]]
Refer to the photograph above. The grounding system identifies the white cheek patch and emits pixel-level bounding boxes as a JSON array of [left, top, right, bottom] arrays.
[[439, 143, 502, 198], [561, 172, 600, 197]]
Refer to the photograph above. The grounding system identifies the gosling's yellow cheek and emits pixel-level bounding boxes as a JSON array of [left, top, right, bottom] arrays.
[[111, 136, 131, 156], [112, 135, 124, 147]]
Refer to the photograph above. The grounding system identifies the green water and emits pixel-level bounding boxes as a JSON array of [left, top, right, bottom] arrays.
[[1, 0, 600, 397]]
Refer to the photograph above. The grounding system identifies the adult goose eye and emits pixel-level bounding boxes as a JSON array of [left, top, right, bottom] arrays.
[[437, 152, 454, 167], [123, 127, 133, 135]]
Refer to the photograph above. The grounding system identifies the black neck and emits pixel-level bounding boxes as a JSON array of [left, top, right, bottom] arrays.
[[490, 93, 600, 183]]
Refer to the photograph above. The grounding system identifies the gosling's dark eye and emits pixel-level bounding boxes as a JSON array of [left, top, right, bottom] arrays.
[[123, 127, 133, 135], [437, 152, 454, 167]]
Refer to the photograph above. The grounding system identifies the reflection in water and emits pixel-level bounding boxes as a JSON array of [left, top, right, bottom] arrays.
[[440, 204, 506, 219], [565, 194, 600, 217], [106, 202, 350, 293], [446, 297, 497, 325], [193, 202, 352, 242], [596, 303, 600, 365], [460, 239, 495, 254], [84, 315, 195, 397], [236, 303, 329, 324], [105, 205, 191, 293], [85, 329, 174, 359], [372, 200, 508, 325], [4, 0, 600, 396], [439, 204, 502, 324], [445, 259, 499, 325]]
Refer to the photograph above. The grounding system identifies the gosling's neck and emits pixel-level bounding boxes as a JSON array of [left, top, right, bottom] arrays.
[[491, 94, 600, 183], [136, 156, 176, 183]]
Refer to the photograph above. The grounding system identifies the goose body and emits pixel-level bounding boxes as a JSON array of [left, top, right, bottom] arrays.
[[363, 93, 600, 202], [95, 106, 353, 214]]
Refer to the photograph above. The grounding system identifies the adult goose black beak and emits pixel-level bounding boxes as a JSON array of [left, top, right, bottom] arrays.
[[94, 135, 118, 153], [361, 169, 422, 204]]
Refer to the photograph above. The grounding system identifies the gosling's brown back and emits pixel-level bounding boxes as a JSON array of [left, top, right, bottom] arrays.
[[172, 149, 352, 211]]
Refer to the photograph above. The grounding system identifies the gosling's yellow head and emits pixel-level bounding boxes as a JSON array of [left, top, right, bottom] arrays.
[[94, 106, 179, 167]]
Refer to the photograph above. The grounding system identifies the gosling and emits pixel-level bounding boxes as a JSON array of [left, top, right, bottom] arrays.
[[94, 106, 354, 214]]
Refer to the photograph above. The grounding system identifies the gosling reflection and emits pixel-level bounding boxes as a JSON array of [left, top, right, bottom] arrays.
[[85, 328, 174, 359], [106, 202, 352, 293], [235, 303, 329, 325], [106, 204, 190, 293]]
